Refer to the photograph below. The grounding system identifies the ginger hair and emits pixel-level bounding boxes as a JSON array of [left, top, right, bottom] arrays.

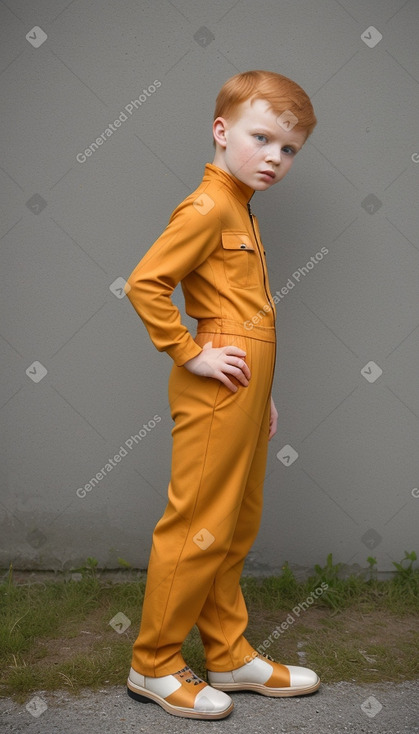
[[213, 70, 317, 142]]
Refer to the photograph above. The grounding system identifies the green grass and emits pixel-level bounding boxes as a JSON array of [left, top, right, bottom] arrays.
[[242, 552, 419, 614], [1, 552, 418, 700], [0, 571, 144, 699]]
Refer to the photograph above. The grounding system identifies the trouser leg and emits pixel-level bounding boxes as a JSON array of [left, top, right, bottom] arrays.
[[196, 393, 271, 671], [131, 333, 275, 677]]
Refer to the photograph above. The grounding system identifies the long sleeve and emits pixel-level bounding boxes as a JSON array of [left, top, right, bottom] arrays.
[[124, 193, 220, 367]]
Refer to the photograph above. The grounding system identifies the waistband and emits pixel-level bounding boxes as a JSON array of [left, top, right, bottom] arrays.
[[196, 318, 276, 343]]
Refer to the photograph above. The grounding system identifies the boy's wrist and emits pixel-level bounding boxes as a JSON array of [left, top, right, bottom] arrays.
[[169, 340, 203, 367]]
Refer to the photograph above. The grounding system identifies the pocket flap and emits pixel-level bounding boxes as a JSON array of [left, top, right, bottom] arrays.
[[221, 232, 255, 251]]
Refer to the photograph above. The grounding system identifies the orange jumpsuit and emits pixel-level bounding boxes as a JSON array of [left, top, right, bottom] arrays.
[[125, 162, 277, 676]]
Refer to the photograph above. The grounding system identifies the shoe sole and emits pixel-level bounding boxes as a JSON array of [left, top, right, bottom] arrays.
[[127, 680, 234, 720], [210, 677, 321, 697]]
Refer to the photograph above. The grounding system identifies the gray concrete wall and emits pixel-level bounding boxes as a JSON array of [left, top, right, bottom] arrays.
[[1, 0, 418, 574]]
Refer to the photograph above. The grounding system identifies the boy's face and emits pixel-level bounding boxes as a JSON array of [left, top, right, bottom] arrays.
[[212, 98, 308, 190]]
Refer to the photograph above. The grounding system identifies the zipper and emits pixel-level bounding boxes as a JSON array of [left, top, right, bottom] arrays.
[[247, 202, 275, 313], [247, 201, 277, 398]]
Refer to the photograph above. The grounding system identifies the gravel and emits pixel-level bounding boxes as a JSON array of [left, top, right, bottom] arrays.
[[1, 681, 418, 734]]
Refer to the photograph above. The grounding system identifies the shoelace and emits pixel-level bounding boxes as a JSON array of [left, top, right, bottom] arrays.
[[175, 665, 204, 685]]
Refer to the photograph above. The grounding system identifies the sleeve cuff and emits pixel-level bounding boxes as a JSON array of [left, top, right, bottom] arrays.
[[167, 339, 203, 367]]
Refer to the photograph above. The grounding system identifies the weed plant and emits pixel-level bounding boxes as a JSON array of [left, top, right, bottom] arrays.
[[1, 552, 417, 698]]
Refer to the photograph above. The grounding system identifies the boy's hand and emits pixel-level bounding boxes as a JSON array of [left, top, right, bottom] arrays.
[[183, 341, 251, 393], [269, 395, 278, 440]]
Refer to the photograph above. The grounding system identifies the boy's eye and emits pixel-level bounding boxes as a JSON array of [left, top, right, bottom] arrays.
[[282, 146, 296, 155], [254, 134, 268, 143]]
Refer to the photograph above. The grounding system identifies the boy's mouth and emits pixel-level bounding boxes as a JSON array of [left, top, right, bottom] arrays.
[[259, 170, 276, 180]]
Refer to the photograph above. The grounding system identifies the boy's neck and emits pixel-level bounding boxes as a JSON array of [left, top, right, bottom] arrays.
[[211, 149, 229, 174]]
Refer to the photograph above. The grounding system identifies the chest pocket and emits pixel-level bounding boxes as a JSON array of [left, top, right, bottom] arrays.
[[221, 232, 259, 289]]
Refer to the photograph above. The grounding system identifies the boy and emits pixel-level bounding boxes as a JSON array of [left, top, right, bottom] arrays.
[[124, 70, 319, 720]]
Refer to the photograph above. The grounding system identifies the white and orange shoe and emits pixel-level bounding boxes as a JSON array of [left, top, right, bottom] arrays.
[[127, 665, 234, 719], [208, 653, 320, 697]]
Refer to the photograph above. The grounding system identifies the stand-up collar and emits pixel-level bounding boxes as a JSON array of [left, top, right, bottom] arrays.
[[203, 163, 254, 207]]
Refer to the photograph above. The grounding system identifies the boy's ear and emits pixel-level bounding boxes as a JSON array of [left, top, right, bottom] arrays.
[[212, 117, 228, 148]]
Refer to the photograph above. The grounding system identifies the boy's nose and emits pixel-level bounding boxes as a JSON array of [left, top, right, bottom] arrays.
[[266, 147, 281, 165]]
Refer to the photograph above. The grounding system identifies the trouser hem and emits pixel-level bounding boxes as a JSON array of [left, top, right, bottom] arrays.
[[130, 654, 188, 678]]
